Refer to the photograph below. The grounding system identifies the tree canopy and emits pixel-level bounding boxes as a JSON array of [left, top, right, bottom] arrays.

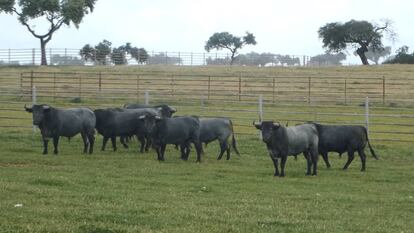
[[318, 19, 395, 65], [0, 0, 97, 65], [80, 40, 149, 65], [204, 32, 257, 65], [384, 46, 414, 64]]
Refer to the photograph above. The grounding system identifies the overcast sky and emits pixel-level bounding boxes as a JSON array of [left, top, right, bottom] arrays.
[[0, 0, 413, 63]]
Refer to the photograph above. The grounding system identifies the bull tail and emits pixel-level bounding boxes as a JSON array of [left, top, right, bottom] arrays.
[[364, 127, 378, 160], [229, 120, 240, 156]]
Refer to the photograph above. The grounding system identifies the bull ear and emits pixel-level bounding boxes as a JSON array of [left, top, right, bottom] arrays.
[[253, 121, 262, 130], [138, 115, 146, 120], [43, 105, 51, 113], [273, 122, 281, 129], [24, 104, 33, 113], [285, 122, 289, 127]]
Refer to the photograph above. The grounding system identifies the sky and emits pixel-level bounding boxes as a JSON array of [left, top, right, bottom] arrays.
[[0, 0, 413, 64]]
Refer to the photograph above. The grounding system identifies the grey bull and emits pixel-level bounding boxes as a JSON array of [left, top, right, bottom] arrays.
[[25, 104, 96, 155], [254, 121, 319, 177], [150, 116, 202, 162], [311, 123, 378, 171], [199, 117, 240, 160]]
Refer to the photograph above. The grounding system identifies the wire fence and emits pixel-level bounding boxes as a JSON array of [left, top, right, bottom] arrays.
[[0, 71, 413, 143], [0, 48, 311, 66]]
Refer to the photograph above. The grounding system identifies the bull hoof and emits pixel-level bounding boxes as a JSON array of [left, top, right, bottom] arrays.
[[279, 174, 285, 177]]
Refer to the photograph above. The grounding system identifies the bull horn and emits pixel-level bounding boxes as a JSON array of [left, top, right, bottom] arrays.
[[155, 115, 161, 120], [273, 122, 281, 128], [253, 121, 262, 129], [156, 107, 163, 111], [24, 104, 33, 112], [138, 115, 146, 119], [42, 105, 50, 110], [170, 107, 177, 113]]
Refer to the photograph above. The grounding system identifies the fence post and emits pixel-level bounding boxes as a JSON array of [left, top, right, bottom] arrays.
[[382, 76, 386, 106], [191, 52, 193, 66], [78, 73, 82, 99], [238, 75, 242, 101], [171, 75, 174, 97], [308, 77, 311, 104], [136, 75, 140, 101], [344, 79, 347, 105], [272, 77, 276, 103], [207, 76, 211, 100], [258, 94, 263, 139], [32, 86, 37, 132], [32, 48, 35, 65], [8, 48, 11, 64], [98, 72, 102, 92], [365, 97, 370, 136], [53, 72, 56, 101], [30, 70, 34, 96], [145, 91, 149, 105]]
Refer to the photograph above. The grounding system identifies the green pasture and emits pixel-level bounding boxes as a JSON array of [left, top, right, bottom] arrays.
[[0, 65, 414, 232]]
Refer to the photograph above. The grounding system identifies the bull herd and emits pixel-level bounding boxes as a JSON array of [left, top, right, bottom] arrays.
[[24, 103, 378, 177]]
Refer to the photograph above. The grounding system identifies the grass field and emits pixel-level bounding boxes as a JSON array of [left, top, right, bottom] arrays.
[[0, 65, 414, 232]]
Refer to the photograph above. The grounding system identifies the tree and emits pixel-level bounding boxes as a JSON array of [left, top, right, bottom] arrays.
[[318, 19, 395, 65], [204, 32, 257, 65], [50, 54, 83, 65], [0, 0, 97, 65], [94, 40, 111, 65], [309, 52, 346, 66], [384, 46, 414, 64], [79, 44, 96, 62]]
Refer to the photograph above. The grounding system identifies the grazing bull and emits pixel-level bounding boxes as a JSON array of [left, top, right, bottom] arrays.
[[150, 116, 202, 162], [254, 121, 319, 177], [124, 103, 177, 118], [311, 123, 378, 171], [94, 108, 158, 152], [199, 117, 240, 160], [24, 104, 95, 155]]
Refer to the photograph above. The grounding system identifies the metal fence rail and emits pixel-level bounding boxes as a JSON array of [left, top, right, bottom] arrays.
[[0, 71, 413, 143], [0, 48, 310, 66]]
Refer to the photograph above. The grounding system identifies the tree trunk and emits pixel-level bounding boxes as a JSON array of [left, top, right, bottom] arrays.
[[40, 38, 48, 66], [230, 52, 236, 65], [356, 46, 369, 65]]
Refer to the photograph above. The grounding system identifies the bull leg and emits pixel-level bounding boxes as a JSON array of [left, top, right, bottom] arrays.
[[110, 136, 117, 151], [280, 155, 287, 177], [87, 133, 95, 154], [311, 149, 318, 176], [194, 142, 202, 162], [160, 144, 166, 161], [180, 144, 188, 160], [101, 136, 109, 151], [358, 149, 367, 172], [42, 138, 49, 155], [81, 132, 88, 154], [217, 141, 227, 160], [120, 136, 129, 149], [144, 136, 152, 152], [321, 152, 331, 168], [304, 152, 312, 176], [269, 154, 279, 176], [155, 147, 163, 161], [53, 136, 59, 155], [137, 135, 145, 153], [343, 151, 355, 170]]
